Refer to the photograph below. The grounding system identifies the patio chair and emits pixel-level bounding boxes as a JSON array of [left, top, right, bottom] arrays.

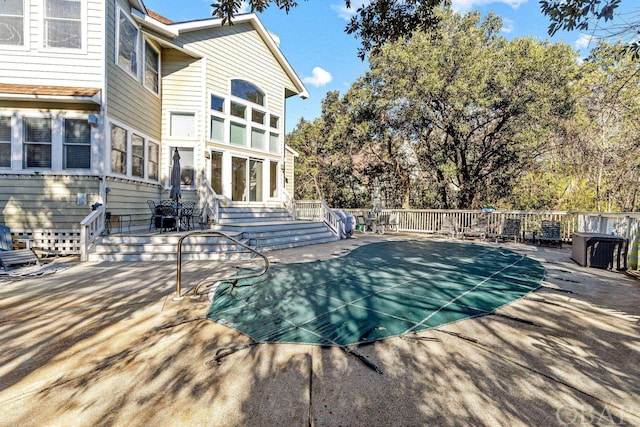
[[440, 216, 458, 238], [536, 220, 562, 248], [157, 201, 177, 232], [462, 216, 487, 240], [0, 225, 41, 271], [147, 200, 160, 231], [498, 218, 521, 242], [180, 201, 196, 230]]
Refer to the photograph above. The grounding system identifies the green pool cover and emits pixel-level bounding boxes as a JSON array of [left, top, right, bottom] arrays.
[[206, 240, 545, 347]]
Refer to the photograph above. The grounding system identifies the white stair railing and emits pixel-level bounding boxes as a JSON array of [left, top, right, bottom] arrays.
[[294, 200, 342, 237], [79, 205, 106, 262], [198, 171, 221, 224]]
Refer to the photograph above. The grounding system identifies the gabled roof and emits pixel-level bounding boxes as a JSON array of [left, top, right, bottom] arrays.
[[132, 9, 308, 99]]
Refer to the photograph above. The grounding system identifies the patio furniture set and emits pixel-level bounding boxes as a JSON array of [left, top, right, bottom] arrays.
[[147, 200, 198, 233]]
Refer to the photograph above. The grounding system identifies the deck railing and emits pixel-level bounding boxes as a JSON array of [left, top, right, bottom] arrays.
[[294, 200, 341, 237], [345, 209, 581, 240]]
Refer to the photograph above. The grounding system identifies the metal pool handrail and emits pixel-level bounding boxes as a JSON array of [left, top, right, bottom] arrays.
[[175, 230, 270, 300]]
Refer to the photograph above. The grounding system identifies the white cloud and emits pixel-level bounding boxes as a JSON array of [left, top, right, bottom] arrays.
[[303, 67, 333, 87], [500, 17, 514, 33], [331, 0, 369, 21], [451, 0, 528, 13], [575, 33, 595, 49], [238, 1, 251, 14]]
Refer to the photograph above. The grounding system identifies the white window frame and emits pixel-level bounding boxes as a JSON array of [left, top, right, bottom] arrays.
[[0, 0, 28, 49], [115, 4, 139, 79], [168, 111, 197, 140], [23, 115, 53, 169], [131, 133, 145, 178], [41, 0, 86, 52], [63, 117, 91, 169], [148, 140, 159, 181], [208, 83, 282, 155], [169, 146, 195, 189], [0, 115, 12, 168], [143, 38, 160, 95], [108, 120, 159, 182], [110, 123, 127, 176]]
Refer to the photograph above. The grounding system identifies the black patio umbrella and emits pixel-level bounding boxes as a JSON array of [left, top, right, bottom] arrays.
[[169, 148, 182, 202]]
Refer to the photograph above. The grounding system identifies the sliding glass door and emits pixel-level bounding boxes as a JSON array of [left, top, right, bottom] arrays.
[[232, 156, 263, 202]]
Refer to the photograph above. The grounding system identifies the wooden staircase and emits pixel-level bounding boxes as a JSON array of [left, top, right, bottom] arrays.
[[88, 205, 339, 262]]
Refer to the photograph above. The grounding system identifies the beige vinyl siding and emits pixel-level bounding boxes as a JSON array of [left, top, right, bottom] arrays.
[[0, 175, 100, 229], [103, 177, 162, 231], [105, 0, 161, 140], [161, 50, 204, 140], [178, 23, 294, 117], [0, 0, 104, 87], [285, 149, 295, 196]]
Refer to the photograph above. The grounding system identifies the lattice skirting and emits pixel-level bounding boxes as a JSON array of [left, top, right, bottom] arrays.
[[11, 229, 81, 256]]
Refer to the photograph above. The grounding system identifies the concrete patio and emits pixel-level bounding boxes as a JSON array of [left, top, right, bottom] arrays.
[[0, 234, 638, 426]]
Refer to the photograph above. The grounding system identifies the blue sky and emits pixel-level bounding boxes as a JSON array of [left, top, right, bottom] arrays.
[[143, 0, 620, 132]]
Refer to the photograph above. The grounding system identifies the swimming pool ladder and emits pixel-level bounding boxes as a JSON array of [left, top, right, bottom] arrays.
[[174, 230, 269, 300]]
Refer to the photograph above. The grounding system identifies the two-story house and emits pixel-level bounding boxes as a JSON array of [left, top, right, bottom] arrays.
[[0, 0, 308, 254]]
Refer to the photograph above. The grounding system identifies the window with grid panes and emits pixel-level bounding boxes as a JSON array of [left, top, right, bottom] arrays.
[[44, 0, 81, 49], [23, 117, 52, 168], [117, 7, 138, 76], [144, 40, 159, 93], [0, 0, 24, 46]]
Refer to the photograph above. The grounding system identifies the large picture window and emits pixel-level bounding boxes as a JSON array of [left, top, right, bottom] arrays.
[[44, 0, 82, 49], [117, 7, 138, 76], [63, 118, 90, 169], [0, 116, 10, 167], [23, 117, 52, 168], [111, 125, 127, 174], [144, 40, 159, 93], [209, 82, 280, 152], [0, 0, 24, 46]]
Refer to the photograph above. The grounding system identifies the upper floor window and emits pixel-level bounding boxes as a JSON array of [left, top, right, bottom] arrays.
[[0, 116, 11, 167], [144, 40, 159, 93], [209, 88, 281, 154], [44, 0, 82, 49], [117, 7, 138, 76], [0, 0, 24, 46], [231, 79, 265, 106], [169, 112, 195, 139]]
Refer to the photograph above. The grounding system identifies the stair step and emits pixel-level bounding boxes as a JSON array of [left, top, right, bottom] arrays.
[[89, 205, 341, 261]]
